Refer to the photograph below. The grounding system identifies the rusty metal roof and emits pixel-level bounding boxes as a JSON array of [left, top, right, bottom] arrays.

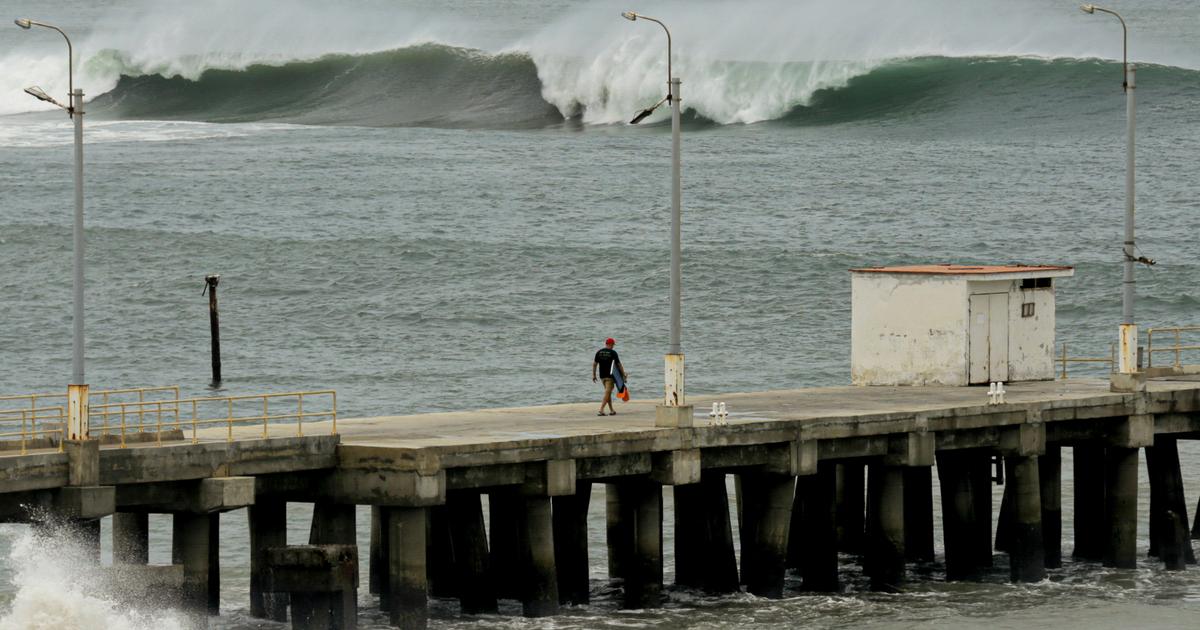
[[850, 264, 1074, 275]]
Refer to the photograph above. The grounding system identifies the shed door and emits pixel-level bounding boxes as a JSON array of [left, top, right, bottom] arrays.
[[969, 293, 1010, 384]]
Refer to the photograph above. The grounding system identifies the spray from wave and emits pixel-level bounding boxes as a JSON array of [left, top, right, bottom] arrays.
[[0, 0, 1197, 127], [0, 522, 188, 630]]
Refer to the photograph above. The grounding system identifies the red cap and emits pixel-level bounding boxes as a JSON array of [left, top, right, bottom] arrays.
[[605, 338, 615, 345]]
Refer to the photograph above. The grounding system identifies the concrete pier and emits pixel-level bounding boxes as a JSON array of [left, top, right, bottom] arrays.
[[5, 378, 1200, 627]]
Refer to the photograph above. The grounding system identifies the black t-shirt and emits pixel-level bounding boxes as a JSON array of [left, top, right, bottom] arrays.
[[594, 348, 621, 379]]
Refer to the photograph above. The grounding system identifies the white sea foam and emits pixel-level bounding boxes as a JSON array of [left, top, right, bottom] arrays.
[[0, 0, 1195, 121], [0, 524, 187, 630], [0, 119, 306, 148]]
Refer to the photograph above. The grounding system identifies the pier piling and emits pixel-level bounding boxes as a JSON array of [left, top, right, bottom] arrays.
[[384, 506, 428, 630], [1103, 447, 1140, 569], [1073, 444, 1106, 561], [1040, 446, 1062, 569], [673, 471, 738, 593], [447, 491, 498, 613], [836, 462, 866, 554], [1006, 456, 1045, 582], [552, 483, 591, 606], [866, 463, 905, 592], [515, 494, 559, 616], [112, 512, 149, 564], [798, 462, 839, 592], [739, 470, 796, 598], [903, 466, 935, 563], [250, 500, 289, 621]]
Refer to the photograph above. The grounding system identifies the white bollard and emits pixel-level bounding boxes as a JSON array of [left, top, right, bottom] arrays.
[[710, 402, 719, 418]]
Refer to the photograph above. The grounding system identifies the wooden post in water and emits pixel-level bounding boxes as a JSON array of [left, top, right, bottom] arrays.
[[203, 274, 222, 384]]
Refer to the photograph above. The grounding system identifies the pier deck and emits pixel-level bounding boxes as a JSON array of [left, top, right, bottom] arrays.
[[3, 378, 1200, 629]]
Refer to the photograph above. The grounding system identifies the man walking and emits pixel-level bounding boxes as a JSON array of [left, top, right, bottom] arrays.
[[592, 337, 626, 416]]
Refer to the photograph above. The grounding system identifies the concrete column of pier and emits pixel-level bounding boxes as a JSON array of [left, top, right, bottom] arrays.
[[937, 450, 985, 580], [604, 483, 632, 583], [797, 462, 839, 592], [866, 463, 905, 592], [112, 512, 149, 564], [903, 466, 934, 563], [673, 471, 739, 593], [1073, 444, 1106, 561], [447, 491, 498, 613], [426, 506, 457, 598], [606, 479, 662, 608], [739, 470, 796, 598], [516, 494, 560, 616], [969, 454, 996, 569], [489, 489, 523, 600], [384, 506, 428, 630], [552, 482, 591, 606], [310, 502, 358, 620], [995, 467, 1014, 554], [1146, 436, 1195, 569], [172, 512, 216, 617], [836, 462, 866, 554], [1005, 455, 1046, 582], [370, 506, 385, 596], [1039, 446, 1062, 569], [1103, 447, 1140, 569], [249, 500, 289, 621]]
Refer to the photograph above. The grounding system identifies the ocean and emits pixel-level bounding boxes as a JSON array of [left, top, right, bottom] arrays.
[[0, 0, 1198, 627]]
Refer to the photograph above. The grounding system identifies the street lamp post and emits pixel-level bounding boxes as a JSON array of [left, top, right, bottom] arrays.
[[622, 11, 692, 427], [15, 18, 89, 438], [1080, 4, 1139, 377]]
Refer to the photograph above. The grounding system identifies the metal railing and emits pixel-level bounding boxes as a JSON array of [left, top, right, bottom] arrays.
[[0, 387, 335, 451], [1057, 343, 1117, 379], [0, 406, 66, 454], [88, 390, 338, 447], [1146, 326, 1200, 368]]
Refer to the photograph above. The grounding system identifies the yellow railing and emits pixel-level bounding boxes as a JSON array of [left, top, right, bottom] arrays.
[[1057, 343, 1117, 379], [1147, 326, 1200, 368], [0, 386, 181, 438], [89, 390, 338, 447], [0, 406, 66, 454]]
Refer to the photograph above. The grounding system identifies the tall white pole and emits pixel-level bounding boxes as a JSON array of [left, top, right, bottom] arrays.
[[664, 76, 685, 408], [67, 87, 88, 440], [1118, 65, 1136, 373]]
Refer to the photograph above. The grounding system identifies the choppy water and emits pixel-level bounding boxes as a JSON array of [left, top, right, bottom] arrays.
[[1, 0, 1198, 627]]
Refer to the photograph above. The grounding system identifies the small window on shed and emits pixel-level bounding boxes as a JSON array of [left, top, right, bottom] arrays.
[[1020, 278, 1053, 290], [1021, 302, 1036, 318]]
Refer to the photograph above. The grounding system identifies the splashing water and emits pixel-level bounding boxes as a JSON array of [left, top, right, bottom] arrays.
[[0, 524, 188, 630]]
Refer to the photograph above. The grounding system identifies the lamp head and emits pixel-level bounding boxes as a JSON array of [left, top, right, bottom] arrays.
[[23, 86, 54, 103], [14, 18, 32, 29], [621, 11, 637, 21], [1080, 4, 1096, 14]]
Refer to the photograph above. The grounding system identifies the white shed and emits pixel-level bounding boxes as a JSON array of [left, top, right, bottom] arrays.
[[850, 264, 1075, 386]]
